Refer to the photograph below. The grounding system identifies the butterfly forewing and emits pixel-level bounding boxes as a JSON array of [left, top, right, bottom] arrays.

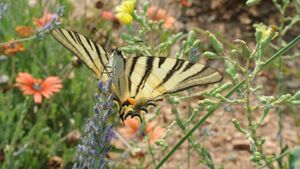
[[51, 28, 110, 80]]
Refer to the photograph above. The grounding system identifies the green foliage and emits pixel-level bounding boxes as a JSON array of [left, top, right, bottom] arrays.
[[289, 146, 300, 169]]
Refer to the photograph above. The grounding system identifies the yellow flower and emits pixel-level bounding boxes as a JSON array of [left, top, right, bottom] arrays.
[[115, 0, 136, 25], [254, 23, 277, 42]]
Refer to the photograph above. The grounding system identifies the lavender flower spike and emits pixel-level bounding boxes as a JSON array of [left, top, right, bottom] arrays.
[[73, 80, 115, 169]]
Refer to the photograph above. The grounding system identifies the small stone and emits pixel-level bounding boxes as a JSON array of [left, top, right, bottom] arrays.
[[185, 9, 197, 17], [232, 139, 250, 151], [239, 14, 251, 25]]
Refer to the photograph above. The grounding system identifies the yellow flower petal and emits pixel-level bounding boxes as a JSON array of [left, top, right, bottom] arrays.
[[115, 0, 136, 25], [116, 12, 133, 25], [122, 0, 136, 13]]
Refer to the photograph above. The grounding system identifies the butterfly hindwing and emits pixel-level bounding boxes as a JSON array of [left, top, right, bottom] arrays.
[[123, 56, 223, 103], [51, 28, 110, 80]]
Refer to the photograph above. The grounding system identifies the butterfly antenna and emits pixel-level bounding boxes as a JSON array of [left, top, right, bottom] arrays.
[[91, 27, 117, 49]]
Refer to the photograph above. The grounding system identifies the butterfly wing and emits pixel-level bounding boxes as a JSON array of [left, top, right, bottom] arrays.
[[124, 56, 223, 103], [116, 55, 222, 121], [51, 28, 110, 80]]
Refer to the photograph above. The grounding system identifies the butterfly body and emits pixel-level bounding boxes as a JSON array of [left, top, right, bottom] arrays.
[[51, 28, 223, 122]]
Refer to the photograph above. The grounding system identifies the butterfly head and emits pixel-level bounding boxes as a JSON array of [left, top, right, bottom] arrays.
[[119, 98, 150, 123], [111, 47, 123, 56]]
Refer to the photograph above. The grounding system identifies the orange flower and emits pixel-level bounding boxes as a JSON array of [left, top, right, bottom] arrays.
[[180, 0, 192, 7], [15, 26, 34, 37], [101, 11, 116, 20], [15, 72, 63, 104], [33, 12, 55, 29], [2, 41, 25, 56], [147, 6, 176, 29], [100, 11, 120, 29], [119, 118, 164, 144]]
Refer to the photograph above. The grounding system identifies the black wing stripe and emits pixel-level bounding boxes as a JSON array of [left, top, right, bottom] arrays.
[[128, 57, 138, 96], [117, 79, 121, 97], [181, 62, 195, 73], [156, 59, 184, 88], [164, 77, 223, 95], [93, 41, 106, 70], [182, 66, 209, 82], [134, 57, 153, 96], [57, 29, 81, 55], [85, 36, 93, 50], [74, 31, 100, 73], [158, 57, 167, 68], [66, 30, 78, 44]]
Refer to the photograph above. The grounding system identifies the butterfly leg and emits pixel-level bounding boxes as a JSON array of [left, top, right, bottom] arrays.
[[124, 111, 143, 123]]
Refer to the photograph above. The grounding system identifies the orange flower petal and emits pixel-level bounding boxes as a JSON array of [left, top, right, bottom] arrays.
[[33, 13, 55, 28], [41, 76, 62, 93], [2, 41, 25, 55], [147, 6, 175, 29], [125, 118, 140, 132], [101, 11, 116, 20], [16, 26, 34, 37], [163, 16, 175, 29], [146, 121, 156, 133], [147, 7, 167, 21], [41, 90, 52, 98], [16, 72, 35, 85], [149, 127, 164, 144], [180, 0, 192, 7], [34, 93, 42, 104], [19, 86, 36, 94]]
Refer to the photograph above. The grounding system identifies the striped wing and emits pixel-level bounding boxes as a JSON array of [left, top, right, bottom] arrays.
[[123, 56, 223, 103], [51, 28, 110, 80]]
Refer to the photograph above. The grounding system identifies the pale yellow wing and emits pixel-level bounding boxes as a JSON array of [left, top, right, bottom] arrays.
[[123, 56, 222, 103], [51, 28, 110, 80]]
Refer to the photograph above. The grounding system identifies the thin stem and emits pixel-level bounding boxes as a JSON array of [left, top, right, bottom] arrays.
[[258, 150, 291, 169], [261, 35, 300, 68], [148, 140, 157, 167], [0, 35, 36, 46]]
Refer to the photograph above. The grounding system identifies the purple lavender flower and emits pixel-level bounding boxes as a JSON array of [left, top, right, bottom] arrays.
[[0, 3, 8, 20], [73, 80, 115, 169], [37, 6, 65, 36]]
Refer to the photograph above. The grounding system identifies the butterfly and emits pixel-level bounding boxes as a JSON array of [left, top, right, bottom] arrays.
[[51, 28, 223, 122]]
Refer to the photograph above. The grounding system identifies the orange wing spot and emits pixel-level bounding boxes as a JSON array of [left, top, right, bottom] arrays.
[[127, 98, 136, 105]]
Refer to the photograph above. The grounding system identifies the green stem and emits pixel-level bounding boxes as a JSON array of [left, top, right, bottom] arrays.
[[2, 99, 29, 169], [155, 34, 300, 169], [261, 35, 300, 68], [0, 35, 36, 46], [258, 150, 291, 169]]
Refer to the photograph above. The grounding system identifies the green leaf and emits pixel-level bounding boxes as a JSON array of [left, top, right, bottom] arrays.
[[207, 31, 224, 53], [202, 51, 218, 58], [292, 90, 300, 100], [225, 60, 236, 80], [289, 146, 300, 169], [246, 0, 261, 6]]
